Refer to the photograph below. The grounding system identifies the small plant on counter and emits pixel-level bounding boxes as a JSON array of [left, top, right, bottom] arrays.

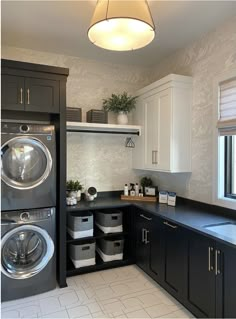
[[140, 177, 153, 195], [66, 180, 83, 192], [103, 92, 138, 125], [66, 180, 83, 204]]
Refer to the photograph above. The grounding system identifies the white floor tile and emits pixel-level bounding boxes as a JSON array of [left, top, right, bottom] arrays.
[[39, 297, 65, 316], [42, 310, 69, 318], [67, 305, 90, 318], [59, 291, 79, 307], [145, 303, 180, 318], [1, 310, 20, 319], [126, 309, 151, 318]]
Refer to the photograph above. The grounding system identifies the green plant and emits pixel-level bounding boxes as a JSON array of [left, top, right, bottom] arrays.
[[140, 177, 153, 188], [66, 180, 83, 191], [103, 92, 137, 114]]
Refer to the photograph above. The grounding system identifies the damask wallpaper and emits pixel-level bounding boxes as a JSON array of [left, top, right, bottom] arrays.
[[2, 15, 236, 202]]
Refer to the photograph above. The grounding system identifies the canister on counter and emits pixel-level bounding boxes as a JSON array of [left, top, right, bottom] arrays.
[[159, 191, 168, 203], [168, 192, 176, 206]]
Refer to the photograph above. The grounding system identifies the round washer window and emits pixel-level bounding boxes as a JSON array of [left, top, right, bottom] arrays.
[[1, 225, 54, 280], [1, 137, 52, 190]]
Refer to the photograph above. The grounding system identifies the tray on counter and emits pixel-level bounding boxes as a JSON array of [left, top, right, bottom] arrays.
[[120, 195, 157, 202]]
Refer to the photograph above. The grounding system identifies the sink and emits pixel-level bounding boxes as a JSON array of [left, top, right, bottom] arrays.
[[204, 222, 236, 242]]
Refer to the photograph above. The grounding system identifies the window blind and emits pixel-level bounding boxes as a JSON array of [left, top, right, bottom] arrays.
[[218, 77, 236, 136]]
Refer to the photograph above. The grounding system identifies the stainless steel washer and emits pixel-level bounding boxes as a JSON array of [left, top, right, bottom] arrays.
[[1, 208, 56, 301], [1, 122, 56, 211]]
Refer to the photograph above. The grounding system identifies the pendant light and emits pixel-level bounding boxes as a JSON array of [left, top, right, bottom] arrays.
[[88, 0, 155, 51]]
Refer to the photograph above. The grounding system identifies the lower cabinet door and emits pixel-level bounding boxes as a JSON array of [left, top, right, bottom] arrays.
[[216, 243, 236, 318], [135, 211, 150, 273], [187, 232, 216, 318], [149, 215, 164, 282], [162, 221, 187, 299]]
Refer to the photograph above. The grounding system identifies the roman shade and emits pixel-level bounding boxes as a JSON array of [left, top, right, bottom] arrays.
[[217, 77, 236, 136]]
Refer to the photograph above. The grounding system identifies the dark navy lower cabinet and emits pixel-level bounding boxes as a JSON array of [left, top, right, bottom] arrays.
[[162, 220, 187, 300], [187, 232, 216, 318], [185, 231, 236, 318], [135, 209, 236, 318], [215, 242, 236, 318]]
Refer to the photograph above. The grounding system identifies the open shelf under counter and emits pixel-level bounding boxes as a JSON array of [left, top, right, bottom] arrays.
[[66, 253, 134, 277], [66, 226, 129, 244], [66, 121, 141, 136]]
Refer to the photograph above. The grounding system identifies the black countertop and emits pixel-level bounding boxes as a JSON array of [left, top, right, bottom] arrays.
[[67, 197, 236, 248]]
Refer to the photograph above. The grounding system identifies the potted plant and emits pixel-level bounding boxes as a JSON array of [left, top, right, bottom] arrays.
[[140, 177, 153, 195], [103, 92, 137, 125], [66, 180, 83, 202]]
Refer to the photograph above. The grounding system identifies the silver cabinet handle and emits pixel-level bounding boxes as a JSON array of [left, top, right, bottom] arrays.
[[154, 150, 158, 164], [142, 228, 145, 243], [145, 230, 150, 244], [163, 221, 178, 229], [27, 88, 30, 104], [152, 151, 154, 164], [19, 88, 23, 104], [140, 214, 152, 221], [215, 250, 221, 275], [208, 247, 214, 272]]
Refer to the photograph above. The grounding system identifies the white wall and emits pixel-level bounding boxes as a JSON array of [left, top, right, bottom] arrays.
[[2, 46, 150, 191], [143, 16, 236, 204]]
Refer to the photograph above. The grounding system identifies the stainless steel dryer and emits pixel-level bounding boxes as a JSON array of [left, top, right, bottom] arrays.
[[1, 208, 56, 301], [1, 122, 56, 211]]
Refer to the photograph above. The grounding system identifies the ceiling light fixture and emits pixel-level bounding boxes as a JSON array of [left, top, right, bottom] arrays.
[[88, 0, 155, 51]]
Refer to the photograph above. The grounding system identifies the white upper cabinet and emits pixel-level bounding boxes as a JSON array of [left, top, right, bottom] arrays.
[[133, 74, 192, 173]]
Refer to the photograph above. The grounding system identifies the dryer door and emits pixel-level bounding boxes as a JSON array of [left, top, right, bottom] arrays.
[[1, 225, 54, 279], [1, 136, 52, 190]]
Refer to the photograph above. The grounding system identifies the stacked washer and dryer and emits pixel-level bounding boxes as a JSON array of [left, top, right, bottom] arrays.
[[1, 122, 57, 301]]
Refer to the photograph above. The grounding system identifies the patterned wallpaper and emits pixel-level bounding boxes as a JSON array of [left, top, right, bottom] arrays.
[[2, 16, 236, 201], [1, 46, 150, 191], [146, 16, 236, 204]]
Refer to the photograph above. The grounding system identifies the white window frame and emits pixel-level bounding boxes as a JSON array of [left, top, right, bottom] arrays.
[[213, 69, 236, 210]]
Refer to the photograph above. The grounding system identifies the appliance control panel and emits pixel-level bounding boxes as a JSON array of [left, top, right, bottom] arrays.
[[1, 122, 54, 135], [1, 208, 54, 224]]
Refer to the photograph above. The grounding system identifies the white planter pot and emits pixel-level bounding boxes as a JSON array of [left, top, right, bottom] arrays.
[[117, 112, 128, 125]]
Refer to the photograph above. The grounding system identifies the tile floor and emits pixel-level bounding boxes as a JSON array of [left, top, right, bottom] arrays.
[[1, 265, 194, 319]]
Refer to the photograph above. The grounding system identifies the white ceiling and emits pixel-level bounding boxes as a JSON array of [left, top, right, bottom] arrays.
[[2, 1, 236, 67]]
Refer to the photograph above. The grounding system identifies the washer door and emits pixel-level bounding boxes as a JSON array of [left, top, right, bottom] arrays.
[[1, 137, 52, 190], [1, 225, 54, 279]]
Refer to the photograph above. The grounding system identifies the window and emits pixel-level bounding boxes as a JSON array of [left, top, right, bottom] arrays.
[[217, 76, 236, 204], [225, 135, 236, 199]]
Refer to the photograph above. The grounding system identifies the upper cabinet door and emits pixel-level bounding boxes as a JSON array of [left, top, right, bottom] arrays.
[[144, 94, 159, 169], [25, 78, 59, 113], [2, 75, 25, 111], [133, 74, 192, 173]]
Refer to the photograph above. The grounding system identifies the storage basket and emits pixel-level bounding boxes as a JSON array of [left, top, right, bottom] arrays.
[[95, 210, 123, 234], [96, 238, 124, 262], [69, 240, 96, 268], [66, 107, 82, 122], [86, 109, 108, 124], [67, 211, 93, 239]]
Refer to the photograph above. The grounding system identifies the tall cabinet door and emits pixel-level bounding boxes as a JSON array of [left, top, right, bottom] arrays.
[[144, 94, 159, 169], [216, 243, 236, 318], [2, 75, 25, 111], [187, 232, 216, 318], [156, 88, 171, 171], [25, 78, 59, 113]]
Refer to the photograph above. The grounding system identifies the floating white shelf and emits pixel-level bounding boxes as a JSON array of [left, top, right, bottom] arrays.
[[66, 122, 141, 136]]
